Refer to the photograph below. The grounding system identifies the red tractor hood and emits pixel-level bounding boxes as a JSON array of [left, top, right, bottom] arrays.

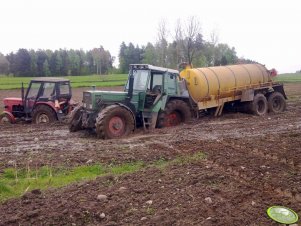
[[3, 98, 23, 112]]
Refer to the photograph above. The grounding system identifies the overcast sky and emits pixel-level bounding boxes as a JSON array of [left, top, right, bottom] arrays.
[[0, 0, 300, 73]]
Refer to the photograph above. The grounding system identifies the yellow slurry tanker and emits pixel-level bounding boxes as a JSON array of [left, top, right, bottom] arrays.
[[70, 63, 286, 139], [180, 63, 285, 116]]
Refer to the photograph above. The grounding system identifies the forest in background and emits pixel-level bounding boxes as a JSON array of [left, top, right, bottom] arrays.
[[0, 17, 257, 77]]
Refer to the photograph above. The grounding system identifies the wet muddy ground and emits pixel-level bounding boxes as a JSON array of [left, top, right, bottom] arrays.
[[0, 84, 300, 225]]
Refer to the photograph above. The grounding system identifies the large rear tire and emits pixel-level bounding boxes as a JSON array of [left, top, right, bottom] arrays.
[[267, 92, 286, 113], [157, 99, 191, 128], [95, 105, 135, 139], [68, 105, 83, 132], [249, 93, 268, 116], [32, 105, 57, 124]]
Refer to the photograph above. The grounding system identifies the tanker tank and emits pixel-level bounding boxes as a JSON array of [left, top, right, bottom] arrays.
[[180, 64, 273, 108]]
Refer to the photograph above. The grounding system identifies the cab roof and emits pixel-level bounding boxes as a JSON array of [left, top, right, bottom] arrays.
[[30, 77, 70, 83], [130, 64, 179, 74]]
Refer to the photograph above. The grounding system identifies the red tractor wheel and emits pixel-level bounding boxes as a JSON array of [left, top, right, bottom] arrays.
[[0, 112, 15, 124], [157, 99, 191, 128], [32, 105, 57, 124], [95, 105, 135, 139]]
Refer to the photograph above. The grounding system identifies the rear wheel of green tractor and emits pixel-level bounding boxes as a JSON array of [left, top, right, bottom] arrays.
[[95, 105, 135, 139], [157, 99, 191, 128], [249, 93, 268, 116], [32, 105, 57, 124], [267, 92, 286, 113], [0, 112, 15, 124], [68, 105, 83, 132]]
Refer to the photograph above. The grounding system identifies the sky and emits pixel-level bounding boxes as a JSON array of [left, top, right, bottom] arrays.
[[0, 0, 300, 73]]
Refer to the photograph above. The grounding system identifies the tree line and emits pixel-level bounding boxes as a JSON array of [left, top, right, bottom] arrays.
[[0, 47, 113, 76], [119, 18, 256, 73], [0, 17, 257, 76]]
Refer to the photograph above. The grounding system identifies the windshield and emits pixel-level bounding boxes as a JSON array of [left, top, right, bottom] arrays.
[[27, 82, 42, 99], [133, 70, 149, 90], [126, 69, 149, 91], [59, 82, 70, 95]]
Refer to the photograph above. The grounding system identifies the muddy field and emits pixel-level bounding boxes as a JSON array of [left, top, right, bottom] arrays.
[[0, 84, 300, 225]]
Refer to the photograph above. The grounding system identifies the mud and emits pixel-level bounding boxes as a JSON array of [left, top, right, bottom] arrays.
[[0, 83, 300, 225]]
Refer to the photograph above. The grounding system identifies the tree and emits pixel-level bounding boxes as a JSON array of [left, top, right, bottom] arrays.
[[43, 60, 51, 76], [59, 49, 69, 76], [36, 50, 48, 76], [142, 43, 157, 65], [68, 49, 81, 76], [213, 44, 238, 66], [29, 50, 37, 76], [182, 16, 203, 65], [155, 20, 169, 67], [14, 49, 32, 76], [118, 43, 142, 73], [0, 53, 9, 75]]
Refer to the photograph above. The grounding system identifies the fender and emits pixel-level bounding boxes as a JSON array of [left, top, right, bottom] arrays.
[[35, 101, 57, 111], [33, 103, 58, 120], [0, 111, 16, 123], [115, 103, 136, 130]]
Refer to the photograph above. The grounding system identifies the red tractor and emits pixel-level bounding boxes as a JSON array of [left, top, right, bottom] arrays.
[[0, 78, 76, 124]]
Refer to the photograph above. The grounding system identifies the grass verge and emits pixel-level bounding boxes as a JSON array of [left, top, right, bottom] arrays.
[[0, 151, 206, 202], [0, 74, 128, 90], [274, 73, 301, 83]]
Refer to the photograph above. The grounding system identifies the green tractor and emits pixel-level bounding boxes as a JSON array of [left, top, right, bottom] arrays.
[[69, 64, 192, 139]]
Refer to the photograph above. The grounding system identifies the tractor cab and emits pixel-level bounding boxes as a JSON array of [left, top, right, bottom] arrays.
[[1, 78, 73, 124], [23, 78, 72, 114], [126, 64, 181, 111]]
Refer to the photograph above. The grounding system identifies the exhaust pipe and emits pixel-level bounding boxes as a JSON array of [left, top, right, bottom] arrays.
[[21, 82, 24, 103], [127, 68, 134, 100]]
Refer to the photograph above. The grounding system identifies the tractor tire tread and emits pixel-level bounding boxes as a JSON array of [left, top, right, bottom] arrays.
[[157, 99, 191, 128], [68, 105, 83, 132], [267, 92, 286, 113], [32, 105, 57, 124], [95, 105, 135, 139]]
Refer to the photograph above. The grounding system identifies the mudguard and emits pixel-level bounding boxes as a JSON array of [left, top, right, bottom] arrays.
[[115, 103, 136, 130], [0, 111, 16, 123]]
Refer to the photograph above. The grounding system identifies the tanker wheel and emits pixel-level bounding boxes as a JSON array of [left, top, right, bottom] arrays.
[[68, 105, 83, 132], [157, 99, 191, 128], [268, 92, 286, 113], [0, 112, 15, 124], [95, 105, 135, 139], [32, 105, 57, 124], [249, 93, 268, 116]]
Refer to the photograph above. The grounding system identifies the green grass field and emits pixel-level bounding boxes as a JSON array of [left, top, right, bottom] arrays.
[[274, 73, 301, 83], [0, 151, 205, 202], [0, 74, 128, 90], [0, 72, 300, 90]]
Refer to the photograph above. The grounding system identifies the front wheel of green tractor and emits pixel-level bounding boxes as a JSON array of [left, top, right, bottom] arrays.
[[68, 105, 83, 132], [157, 99, 191, 128], [95, 105, 135, 139]]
